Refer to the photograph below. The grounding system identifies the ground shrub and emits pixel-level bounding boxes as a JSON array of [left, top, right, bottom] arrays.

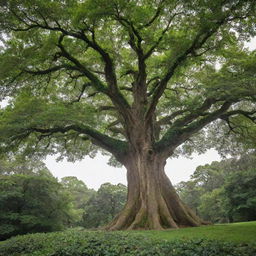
[[0, 175, 72, 240], [0, 229, 255, 256]]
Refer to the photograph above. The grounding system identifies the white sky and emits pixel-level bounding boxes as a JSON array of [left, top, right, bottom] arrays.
[[246, 37, 256, 50], [45, 150, 220, 189], [1, 38, 255, 190]]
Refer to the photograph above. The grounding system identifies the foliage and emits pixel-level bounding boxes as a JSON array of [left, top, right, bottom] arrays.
[[175, 180, 201, 214], [0, 0, 256, 230], [0, 174, 73, 240], [198, 188, 227, 223], [0, 226, 255, 256], [0, 0, 255, 161], [224, 168, 256, 222], [176, 153, 256, 223], [82, 183, 127, 228], [60, 176, 96, 226], [0, 154, 53, 177]]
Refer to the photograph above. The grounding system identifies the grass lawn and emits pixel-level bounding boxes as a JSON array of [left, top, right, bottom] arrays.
[[0, 221, 255, 255], [136, 221, 256, 244]]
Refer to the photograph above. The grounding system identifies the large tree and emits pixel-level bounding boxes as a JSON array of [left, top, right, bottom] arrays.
[[0, 0, 256, 230]]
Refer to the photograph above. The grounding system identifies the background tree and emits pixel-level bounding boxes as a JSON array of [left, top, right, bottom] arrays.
[[0, 0, 256, 229], [176, 152, 256, 223], [0, 174, 74, 240], [0, 156, 78, 240], [198, 188, 227, 223], [61, 176, 95, 226], [175, 180, 202, 216], [224, 168, 256, 222], [82, 183, 127, 228], [176, 161, 230, 222], [0, 155, 52, 177]]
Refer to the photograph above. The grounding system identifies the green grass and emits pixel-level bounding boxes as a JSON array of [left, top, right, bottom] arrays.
[[135, 221, 256, 244], [0, 222, 255, 256]]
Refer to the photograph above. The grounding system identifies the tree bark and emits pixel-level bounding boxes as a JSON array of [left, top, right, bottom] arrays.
[[107, 151, 205, 230]]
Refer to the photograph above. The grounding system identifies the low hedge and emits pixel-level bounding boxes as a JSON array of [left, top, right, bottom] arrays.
[[0, 229, 255, 256]]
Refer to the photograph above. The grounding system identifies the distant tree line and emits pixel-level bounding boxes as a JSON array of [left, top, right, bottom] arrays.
[[0, 156, 126, 240], [175, 153, 256, 223], [0, 156, 71, 240]]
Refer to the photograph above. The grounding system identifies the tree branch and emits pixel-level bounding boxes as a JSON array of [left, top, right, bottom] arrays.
[[23, 64, 77, 75], [171, 98, 218, 128], [157, 101, 232, 155], [71, 82, 91, 103], [157, 110, 189, 126], [145, 11, 232, 122], [138, 0, 166, 29], [8, 8, 132, 121], [30, 124, 128, 157], [144, 11, 184, 60], [220, 110, 256, 123], [113, 11, 146, 89], [98, 106, 116, 111]]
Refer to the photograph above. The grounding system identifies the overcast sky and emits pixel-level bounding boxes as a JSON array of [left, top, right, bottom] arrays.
[[45, 150, 221, 189], [1, 38, 255, 190]]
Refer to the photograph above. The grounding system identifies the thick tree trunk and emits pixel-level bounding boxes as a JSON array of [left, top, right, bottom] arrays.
[[107, 152, 205, 230]]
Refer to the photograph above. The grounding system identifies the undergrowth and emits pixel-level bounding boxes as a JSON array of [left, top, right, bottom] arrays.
[[0, 229, 255, 256]]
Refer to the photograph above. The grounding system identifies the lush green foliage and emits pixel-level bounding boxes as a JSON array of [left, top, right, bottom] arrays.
[[0, 155, 53, 177], [0, 0, 256, 231], [0, 225, 255, 256], [0, 158, 76, 241], [59, 179, 127, 229], [82, 183, 127, 228], [0, 0, 255, 161], [176, 153, 256, 223], [60, 176, 95, 226], [225, 169, 256, 222], [0, 174, 74, 241], [0, 154, 129, 237]]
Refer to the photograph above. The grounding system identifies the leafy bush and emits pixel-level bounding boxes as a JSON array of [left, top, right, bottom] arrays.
[[0, 175, 73, 240], [0, 229, 255, 256]]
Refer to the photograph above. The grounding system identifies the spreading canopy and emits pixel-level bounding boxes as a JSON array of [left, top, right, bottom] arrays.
[[0, 0, 256, 162]]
